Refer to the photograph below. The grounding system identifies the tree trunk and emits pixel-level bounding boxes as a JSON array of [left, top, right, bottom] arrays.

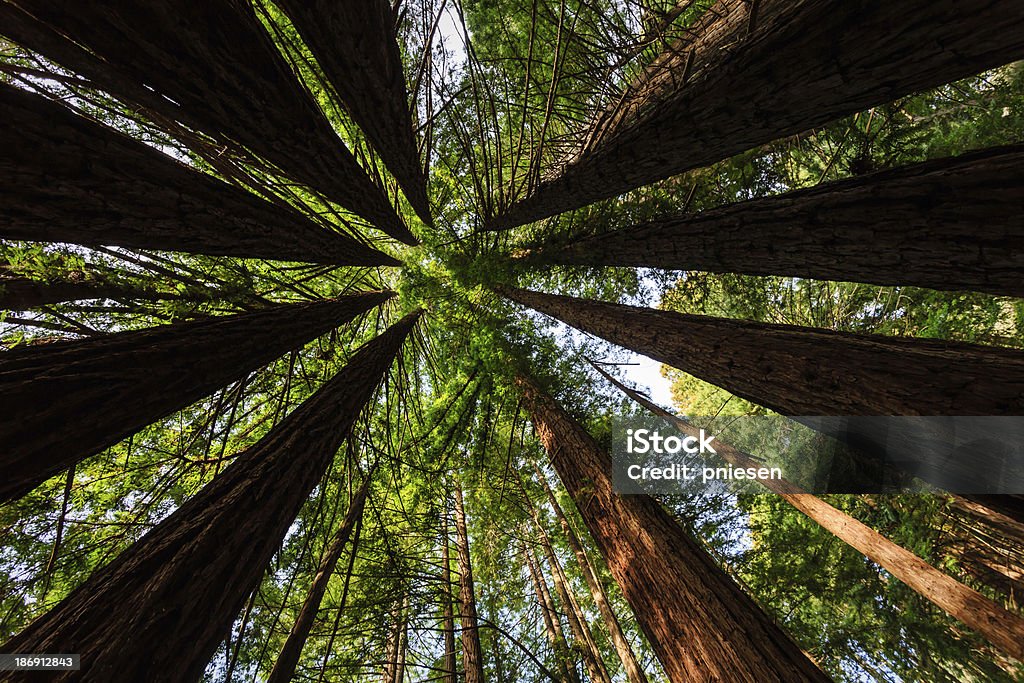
[[0, 276, 179, 311], [487, 0, 1024, 230], [0, 1, 414, 244], [0, 83, 399, 266], [533, 466, 650, 683], [498, 286, 1024, 416], [523, 540, 580, 683], [963, 495, 1024, 528], [516, 372, 829, 682], [0, 291, 392, 503], [441, 518, 459, 683], [453, 481, 486, 683], [593, 361, 1024, 662], [382, 597, 409, 683], [266, 476, 372, 683], [534, 518, 613, 683], [0, 312, 419, 682], [526, 144, 1024, 298], [275, 0, 431, 226]]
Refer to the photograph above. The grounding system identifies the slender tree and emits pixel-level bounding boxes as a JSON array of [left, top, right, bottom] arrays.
[[516, 371, 829, 682], [524, 145, 1024, 298], [0, 84, 399, 266], [0, 0, 414, 243], [453, 481, 486, 683], [440, 518, 459, 683], [382, 597, 410, 683], [0, 291, 393, 503], [275, 0, 431, 225], [592, 361, 1024, 661], [523, 539, 581, 683], [532, 465, 650, 683], [266, 475, 372, 683], [0, 312, 419, 683], [487, 0, 1024, 229], [498, 286, 1024, 415]]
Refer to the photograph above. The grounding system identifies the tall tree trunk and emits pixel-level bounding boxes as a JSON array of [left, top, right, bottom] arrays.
[[0, 312, 419, 682], [498, 286, 1024, 416], [453, 481, 486, 683], [275, 0, 431, 226], [0, 1, 415, 243], [382, 597, 409, 683], [266, 475, 372, 683], [532, 465, 650, 683], [0, 291, 392, 503], [0, 275, 182, 312], [593, 361, 1024, 661], [441, 518, 459, 683], [523, 540, 581, 683], [963, 495, 1024, 528], [487, 0, 1024, 230], [943, 495, 1024, 605], [534, 518, 613, 683], [525, 144, 1024, 298], [516, 371, 829, 682], [0, 84, 399, 266]]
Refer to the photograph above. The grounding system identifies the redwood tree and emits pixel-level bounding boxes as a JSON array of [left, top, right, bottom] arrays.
[[452, 481, 486, 683], [0, 291, 393, 503], [0, 312, 419, 683]]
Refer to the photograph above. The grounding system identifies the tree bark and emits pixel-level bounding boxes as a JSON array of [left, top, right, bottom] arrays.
[[0, 291, 393, 503], [498, 286, 1024, 415], [526, 145, 1024, 298], [0, 312, 419, 683], [523, 540, 580, 683], [533, 466, 650, 683], [0, 276, 178, 312], [441, 518, 458, 683], [275, 0, 431, 226], [487, 0, 1024, 230], [0, 83, 399, 266], [593, 361, 1024, 662], [266, 475, 372, 683], [453, 481, 486, 683], [516, 372, 829, 682], [0, 1, 415, 243]]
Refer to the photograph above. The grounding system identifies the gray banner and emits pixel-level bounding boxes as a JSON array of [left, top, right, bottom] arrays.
[[0, 654, 80, 671]]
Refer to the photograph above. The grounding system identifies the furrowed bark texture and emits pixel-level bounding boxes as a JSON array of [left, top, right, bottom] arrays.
[[517, 373, 828, 682], [499, 287, 1024, 415], [0, 84, 398, 266], [0, 276, 173, 311], [276, 0, 431, 226], [489, 0, 1024, 230], [266, 477, 371, 683], [0, 1, 415, 243], [0, 292, 393, 503], [594, 362, 1024, 661], [453, 483, 486, 683], [0, 313, 419, 683], [531, 145, 1024, 297], [533, 466, 650, 683]]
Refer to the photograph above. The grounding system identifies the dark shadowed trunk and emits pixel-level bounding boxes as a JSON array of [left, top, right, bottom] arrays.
[[0, 276, 178, 312], [0, 313, 419, 683], [593, 361, 1024, 661], [0, 291, 393, 503], [533, 465, 650, 683], [0, 84, 399, 266], [266, 476, 372, 683], [488, 0, 1024, 229], [453, 481, 486, 683], [526, 145, 1024, 298], [498, 286, 1024, 415], [275, 0, 431, 226], [523, 539, 580, 683], [0, 1, 414, 243], [516, 372, 829, 682]]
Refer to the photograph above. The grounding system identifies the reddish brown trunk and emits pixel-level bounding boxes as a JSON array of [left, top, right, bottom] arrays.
[[498, 286, 1024, 415], [441, 519, 458, 683], [523, 540, 580, 683], [266, 476, 371, 683], [0, 313, 419, 682], [528, 145, 1024, 298], [533, 466, 650, 683], [594, 362, 1024, 661], [0, 84, 398, 266], [488, 0, 1024, 230], [0, 291, 393, 503], [0, 1, 414, 243], [453, 482, 486, 683], [516, 372, 829, 682], [275, 0, 431, 226]]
